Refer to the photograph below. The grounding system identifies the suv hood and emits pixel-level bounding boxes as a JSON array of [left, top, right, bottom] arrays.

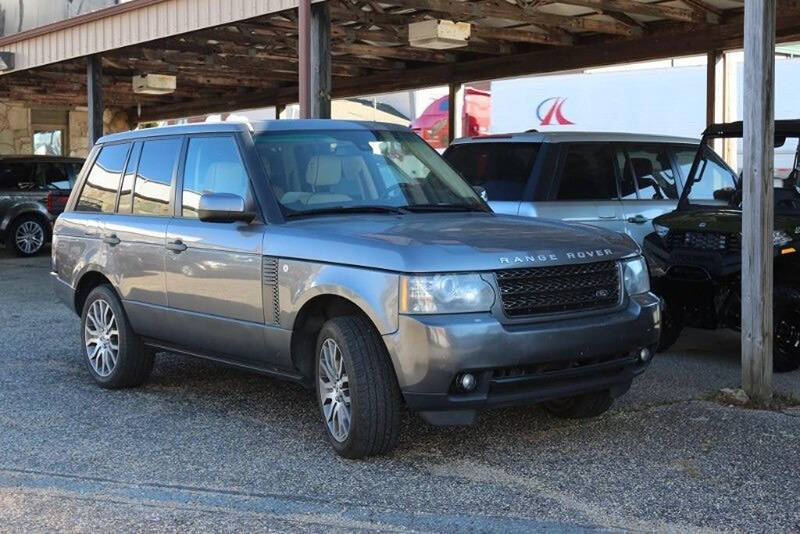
[[654, 207, 800, 236], [266, 212, 638, 273]]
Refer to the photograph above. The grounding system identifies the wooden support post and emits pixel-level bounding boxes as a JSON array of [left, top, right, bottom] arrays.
[[742, 0, 776, 401], [275, 104, 285, 119], [447, 82, 463, 144], [87, 55, 103, 146], [310, 2, 331, 119], [298, 0, 311, 118], [706, 50, 724, 155]]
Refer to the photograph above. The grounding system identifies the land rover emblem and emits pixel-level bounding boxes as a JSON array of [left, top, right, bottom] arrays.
[[698, 222, 707, 228], [595, 289, 610, 298]]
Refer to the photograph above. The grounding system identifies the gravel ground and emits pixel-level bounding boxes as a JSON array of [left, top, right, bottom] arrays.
[[1, 247, 799, 533]]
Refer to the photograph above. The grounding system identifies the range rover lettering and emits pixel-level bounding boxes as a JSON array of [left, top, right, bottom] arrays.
[[52, 121, 660, 458]]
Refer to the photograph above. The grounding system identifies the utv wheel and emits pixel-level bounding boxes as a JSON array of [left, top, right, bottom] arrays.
[[773, 287, 800, 373], [315, 316, 401, 458], [81, 285, 154, 389], [545, 391, 614, 419], [656, 299, 683, 353], [10, 216, 47, 257]]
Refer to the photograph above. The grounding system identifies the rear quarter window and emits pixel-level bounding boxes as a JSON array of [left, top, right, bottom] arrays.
[[444, 142, 540, 201], [75, 144, 130, 213]]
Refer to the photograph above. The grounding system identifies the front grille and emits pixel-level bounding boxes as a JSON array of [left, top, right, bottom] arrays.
[[495, 260, 621, 317], [667, 231, 740, 252]]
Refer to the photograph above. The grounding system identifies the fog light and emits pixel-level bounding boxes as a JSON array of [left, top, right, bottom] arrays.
[[638, 347, 652, 363], [457, 372, 476, 392]]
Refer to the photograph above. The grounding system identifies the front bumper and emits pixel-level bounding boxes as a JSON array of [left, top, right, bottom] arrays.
[[382, 292, 661, 424]]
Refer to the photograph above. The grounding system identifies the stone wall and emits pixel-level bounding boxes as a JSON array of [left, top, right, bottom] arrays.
[[0, 101, 33, 155], [0, 100, 131, 157]]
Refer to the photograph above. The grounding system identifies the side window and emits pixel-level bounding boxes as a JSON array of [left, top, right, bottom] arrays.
[[675, 146, 737, 202], [555, 143, 618, 201], [75, 144, 130, 213], [38, 162, 73, 190], [445, 143, 540, 202], [618, 144, 680, 200], [0, 163, 36, 191], [181, 136, 249, 218], [117, 143, 142, 214], [132, 138, 181, 216]]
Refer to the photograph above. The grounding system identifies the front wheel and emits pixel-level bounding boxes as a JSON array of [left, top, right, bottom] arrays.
[[315, 316, 401, 458], [545, 391, 614, 419], [773, 287, 800, 373], [10, 216, 47, 257]]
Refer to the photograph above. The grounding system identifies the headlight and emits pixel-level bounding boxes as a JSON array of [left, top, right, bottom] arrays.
[[623, 257, 650, 296], [400, 274, 495, 314], [653, 223, 669, 239], [774, 230, 793, 247]]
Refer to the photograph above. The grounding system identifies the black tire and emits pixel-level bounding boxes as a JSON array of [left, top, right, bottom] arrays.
[[656, 298, 683, 353], [773, 287, 800, 373], [9, 215, 48, 257], [545, 391, 614, 419], [80, 285, 154, 389], [314, 316, 401, 458]]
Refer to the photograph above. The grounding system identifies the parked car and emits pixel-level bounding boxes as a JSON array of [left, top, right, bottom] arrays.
[[411, 87, 490, 150], [643, 120, 800, 371], [0, 155, 84, 256], [52, 121, 660, 458], [444, 132, 737, 245]]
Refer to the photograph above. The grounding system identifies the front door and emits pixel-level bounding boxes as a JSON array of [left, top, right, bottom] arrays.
[[523, 142, 626, 235], [163, 134, 267, 364], [615, 143, 682, 245]]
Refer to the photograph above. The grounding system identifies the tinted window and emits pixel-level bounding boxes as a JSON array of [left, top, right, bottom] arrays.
[[76, 144, 129, 213], [618, 144, 680, 200], [675, 146, 737, 203], [133, 138, 181, 216], [0, 162, 36, 191], [38, 162, 73, 190], [555, 143, 618, 201], [445, 143, 539, 201], [117, 143, 142, 214], [182, 136, 250, 218]]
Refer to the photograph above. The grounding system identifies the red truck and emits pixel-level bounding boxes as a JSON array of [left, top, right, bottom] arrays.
[[411, 87, 491, 149]]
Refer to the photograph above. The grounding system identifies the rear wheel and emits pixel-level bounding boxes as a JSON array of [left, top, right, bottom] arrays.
[[81, 285, 154, 388], [315, 316, 401, 458], [545, 391, 613, 419], [773, 287, 800, 373], [10, 216, 47, 257]]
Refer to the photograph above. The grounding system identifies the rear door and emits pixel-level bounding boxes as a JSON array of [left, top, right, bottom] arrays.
[[104, 139, 174, 338], [526, 142, 626, 234], [616, 143, 683, 244], [444, 141, 540, 215], [163, 133, 267, 364]]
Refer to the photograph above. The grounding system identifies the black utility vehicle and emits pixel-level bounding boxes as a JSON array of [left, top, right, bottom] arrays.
[[0, 155, 83, 256], [644, 120, 800, 372]]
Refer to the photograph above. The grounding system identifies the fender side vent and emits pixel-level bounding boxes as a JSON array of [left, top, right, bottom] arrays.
[[262, 257, 280, 325]]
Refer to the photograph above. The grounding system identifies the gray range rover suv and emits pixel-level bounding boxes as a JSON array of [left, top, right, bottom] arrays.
[[52, 121, 660, 458]]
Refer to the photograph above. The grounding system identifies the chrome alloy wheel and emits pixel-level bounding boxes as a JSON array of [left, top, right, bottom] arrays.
[[318, 338, 351, 442], [84, 299, 119, 377], [15, 221, 44, 255]]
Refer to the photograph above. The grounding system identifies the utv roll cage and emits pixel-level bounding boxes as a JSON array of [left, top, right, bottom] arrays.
[[677, 119, 800, 209]]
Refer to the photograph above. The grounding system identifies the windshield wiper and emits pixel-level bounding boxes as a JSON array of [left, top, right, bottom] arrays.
[[404, 203, 487, 213], [285, 205, 409, 218]]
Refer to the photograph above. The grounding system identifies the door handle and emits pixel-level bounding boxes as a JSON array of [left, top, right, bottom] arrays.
[[103, 234, 121, 246], [83, 231, 100, 238], [627, 214, 649, 224], [166, 240, 188, 253], [598, 214, 617, 220]]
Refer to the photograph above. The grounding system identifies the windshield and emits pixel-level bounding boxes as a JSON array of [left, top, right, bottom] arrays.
[[253, 129, 487, 216], [679, 144, 739, 207]]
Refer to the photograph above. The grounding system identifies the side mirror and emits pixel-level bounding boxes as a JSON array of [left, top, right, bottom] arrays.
[[472, 185, 488, 202], [198, 193, 255, 223]]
